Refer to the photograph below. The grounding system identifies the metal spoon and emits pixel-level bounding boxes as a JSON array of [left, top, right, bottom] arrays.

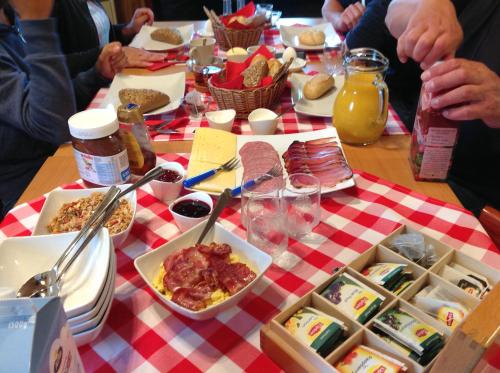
[[196, 188, 232, 244], [16, 187, 120, 298]]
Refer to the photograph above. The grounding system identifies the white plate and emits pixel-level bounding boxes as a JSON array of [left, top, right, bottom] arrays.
[[68, 245, 115, 326], [32, 184, 136, 248], [290, 73, 344, 118], [129, 24, 194, 51], [134, 222, 272, 320], [0, 230, 111, 318], [278, 57, 307, 72], [102, 72, 186, 116], [279, 23, 341, 51], [187, 128, 355, 196], [70, 252, 115, 334]]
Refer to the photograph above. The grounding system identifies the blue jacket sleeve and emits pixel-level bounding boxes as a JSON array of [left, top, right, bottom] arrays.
[[0, 19, 75, 145]]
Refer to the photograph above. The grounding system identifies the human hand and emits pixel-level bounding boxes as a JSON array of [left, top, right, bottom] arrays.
[[397, 0, 462, 69], [122, 46, 165, 68], [96, 42, 128, 79], [422, 59, 500, 128], [335, 2, 365, 33], [9, 0, 54, 20], [123, 7, 154, 37]]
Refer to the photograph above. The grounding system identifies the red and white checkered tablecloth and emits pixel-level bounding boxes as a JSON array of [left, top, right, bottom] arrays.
[[89, 82, 407, 141], [1, 153, 498, 372], [90, 29, 408, 141]]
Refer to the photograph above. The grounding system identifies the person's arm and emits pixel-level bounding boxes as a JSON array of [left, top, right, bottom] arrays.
[[113, 7, 154, 44], [0, 18, 74, 144], [385, 0, 463, 69], [345, 0, 391, 50], [322, 0, 365, 33]]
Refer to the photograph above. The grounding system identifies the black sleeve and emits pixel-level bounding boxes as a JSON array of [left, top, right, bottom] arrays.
[[72, 67, 110, 111], [64, 48, 101, 78], [345, 0, 392, 50], [110, 23, 134, 45]]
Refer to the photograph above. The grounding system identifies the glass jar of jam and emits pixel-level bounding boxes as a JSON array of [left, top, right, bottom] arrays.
[[68, 109, 131, 188], [117, 104, 156, 176]]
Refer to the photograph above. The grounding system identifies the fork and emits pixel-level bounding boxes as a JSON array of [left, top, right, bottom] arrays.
[[230, 164, 282, 197], [183, 157, 240, 188]]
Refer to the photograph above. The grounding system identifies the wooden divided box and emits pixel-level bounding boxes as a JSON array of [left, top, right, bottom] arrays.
[[260, 225, 500, 372]]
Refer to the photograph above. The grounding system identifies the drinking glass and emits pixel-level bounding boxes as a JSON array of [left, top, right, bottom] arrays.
[[284, 173, 321, 239], [222, 0, 232, 15], [270, 10, 282, 27], [256, 3, 274, 22], [236, 0, 246, 10], [323, 41, 347, 76], [241, 173, 288, 261]]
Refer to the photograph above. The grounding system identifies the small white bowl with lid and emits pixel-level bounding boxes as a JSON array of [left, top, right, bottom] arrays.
[[248, 108, 279, 135], [205, 109, 236, 132]]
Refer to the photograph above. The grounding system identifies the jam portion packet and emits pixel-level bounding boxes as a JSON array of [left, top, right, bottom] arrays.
[[335, 344, 407, 373], [374, 308, 444, 356], [321, 273, 385, 324], [284, 306, 346, 357]]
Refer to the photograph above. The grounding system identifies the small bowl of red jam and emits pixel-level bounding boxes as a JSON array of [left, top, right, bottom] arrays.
[[150, 162, 186, 203], [169, 191, 213, 232]]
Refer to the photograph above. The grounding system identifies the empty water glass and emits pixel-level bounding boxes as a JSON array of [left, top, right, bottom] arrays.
[[236, 0, 246, 10], [284, 173, 321, 239], [222, 0, 232, 15], [270, 10, 282, 27], [241, 174, 288, 261], [323, 42, 347, 76]]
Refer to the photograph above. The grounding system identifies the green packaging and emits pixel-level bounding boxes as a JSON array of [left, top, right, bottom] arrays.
[[321, 273, 385, 324]]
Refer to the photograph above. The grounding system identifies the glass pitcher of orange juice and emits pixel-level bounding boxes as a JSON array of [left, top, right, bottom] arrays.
[[333, 48, 389, 145]]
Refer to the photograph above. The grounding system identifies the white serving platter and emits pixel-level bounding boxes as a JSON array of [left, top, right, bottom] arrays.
[[129, 24, 194, 51], [187, 128, 355, 196], [102, 72, 185, 116], [290, 73, 345, 118], [279, 23, 341, 51]]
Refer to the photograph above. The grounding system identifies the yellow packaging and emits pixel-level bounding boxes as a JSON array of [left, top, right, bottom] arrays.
[[335, 344, 406, 373]]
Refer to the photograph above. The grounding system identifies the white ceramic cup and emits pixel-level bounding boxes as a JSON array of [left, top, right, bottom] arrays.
[[169, 191, 213, 232], [248, 108, 279, 135], [205, 109, 236, 132], [189, 37, 216, 65], [150, 162, 186, 203]]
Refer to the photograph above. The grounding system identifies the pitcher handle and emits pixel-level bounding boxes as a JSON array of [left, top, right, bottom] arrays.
[[375, 79, 389, 126]]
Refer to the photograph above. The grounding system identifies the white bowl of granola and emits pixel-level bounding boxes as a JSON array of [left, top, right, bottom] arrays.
[[32, 184, 136, 248]]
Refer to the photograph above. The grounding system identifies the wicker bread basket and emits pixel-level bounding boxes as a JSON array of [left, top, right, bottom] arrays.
[[208, 74, 288, 119], [213, 22, 264, 51]]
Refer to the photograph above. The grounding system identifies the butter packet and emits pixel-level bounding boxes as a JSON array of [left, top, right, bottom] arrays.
[[284, 306, 346, 357], [361, 263, 407, 287], [321, 273, 385, 324], [335, 344, 407, 373], [374, 308, 444, 356]]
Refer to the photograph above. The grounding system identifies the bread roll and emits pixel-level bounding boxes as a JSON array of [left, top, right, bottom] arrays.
[[303, 74, 335, 100], [250, 54, 267, 66], [299, 30, 326, 46], [267, 58, 282, 78], [119, 89, 171, 114], [151, 28, 183, 45]]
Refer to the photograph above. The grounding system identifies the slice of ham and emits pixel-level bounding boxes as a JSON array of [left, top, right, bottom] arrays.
[[171, 287, 212, 311], [282, 137, 353, 188]]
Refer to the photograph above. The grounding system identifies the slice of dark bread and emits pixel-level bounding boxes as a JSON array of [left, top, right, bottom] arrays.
[[118, 89, 170, 114], [150, 28, 183, 45]]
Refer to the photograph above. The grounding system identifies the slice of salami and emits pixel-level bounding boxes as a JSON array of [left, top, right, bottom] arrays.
[[218, 263, 256, 295]]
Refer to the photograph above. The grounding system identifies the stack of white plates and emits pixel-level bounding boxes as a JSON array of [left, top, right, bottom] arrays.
[[0, 229, 116, 346]]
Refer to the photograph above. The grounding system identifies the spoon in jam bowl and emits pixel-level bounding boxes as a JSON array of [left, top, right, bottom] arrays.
[[196, 188, 233, 244]]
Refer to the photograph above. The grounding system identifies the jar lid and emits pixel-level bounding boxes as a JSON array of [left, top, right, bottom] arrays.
[[68, 109, 119, 140]]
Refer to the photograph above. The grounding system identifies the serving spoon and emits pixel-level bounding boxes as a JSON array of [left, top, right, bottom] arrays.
[[196, 188, 232, 244], [17, 166, 165, 298]]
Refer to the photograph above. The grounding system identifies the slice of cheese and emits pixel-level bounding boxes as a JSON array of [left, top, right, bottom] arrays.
[[187, 128, 237, 193]]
